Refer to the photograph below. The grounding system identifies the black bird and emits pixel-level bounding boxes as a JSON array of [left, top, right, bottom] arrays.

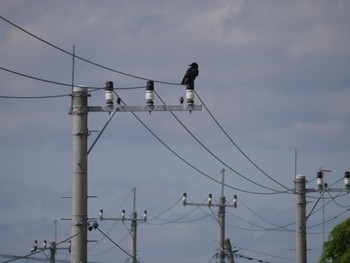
[[181, 62, 199, 86]]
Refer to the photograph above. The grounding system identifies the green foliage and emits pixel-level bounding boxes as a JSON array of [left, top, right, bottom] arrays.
[[319, 217, 350, 263]]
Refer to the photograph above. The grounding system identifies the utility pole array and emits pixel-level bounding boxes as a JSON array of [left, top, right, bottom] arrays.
[[295, 170, 349, 263], [97, 187, 147, 263], [182, 169, 238, 263], [70, 80, 201, 263]]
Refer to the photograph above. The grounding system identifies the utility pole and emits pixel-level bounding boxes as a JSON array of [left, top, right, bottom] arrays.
[[30, 240, 70, 263], [70, 85, 89, 263], [69, 80, 201, 263], [98, 187, 147, 263], [295, 170, 349, 263], [182, 169, 238, 263], [295, 175, 307, 263], [224, 239, 234, 263]]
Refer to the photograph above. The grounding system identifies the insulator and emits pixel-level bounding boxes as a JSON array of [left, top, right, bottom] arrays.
[[105, 81, 114, 106], [344, 171, 350, 188], [208, 193, 212, 205], [186, 88, 195, 105], [233, 194, 238, 208], [98, 209, 103, 221], [316, 171, 323, 189], [182, 193, 187, 206], [143, 210, 147, 222], [121, 209, 126, 220], [146, 80, 154, 106]]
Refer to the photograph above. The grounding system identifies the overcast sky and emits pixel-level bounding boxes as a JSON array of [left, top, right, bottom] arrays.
[[1, 1, 350, 263]]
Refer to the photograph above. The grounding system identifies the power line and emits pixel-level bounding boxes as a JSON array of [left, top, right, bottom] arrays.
[[96, 228, 142, 263], [237, 246, 294, 262], [0, 16, 181, 86], [195, 91, 292, 192], [0, 65, 146, 90], [2, 231, 81, 263], [154, 90, 288, 194], [0, 94, 70, 99]]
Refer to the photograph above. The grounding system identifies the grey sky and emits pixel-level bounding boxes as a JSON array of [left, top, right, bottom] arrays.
[[1, 1, 350, 263]]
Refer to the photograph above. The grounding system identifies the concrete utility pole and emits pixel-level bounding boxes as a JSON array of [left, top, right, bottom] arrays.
[[98, 187, 147, 263], [71, 85, 89, 263], [295, 171, 349, 263], [224, 239, 235, 263], [182, 169, 238, 263], [295, 175, 307, 263], [70, 81, 201, 263], [30, 240, 70, 263]]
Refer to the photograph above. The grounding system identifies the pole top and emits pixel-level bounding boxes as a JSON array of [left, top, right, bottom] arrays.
[[73, 85, 87, 91], [296, 174, 306, 180]]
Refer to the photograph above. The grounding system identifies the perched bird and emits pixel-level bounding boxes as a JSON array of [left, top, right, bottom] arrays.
[[181, 62, 199, 86]]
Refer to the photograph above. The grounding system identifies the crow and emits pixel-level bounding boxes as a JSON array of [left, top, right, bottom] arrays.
[[181, 62, 199, 86]]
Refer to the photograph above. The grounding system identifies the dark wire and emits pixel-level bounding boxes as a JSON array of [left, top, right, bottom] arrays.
[[0, 94, 70, 99], [2, 231, 81, 263], [0, 65, 146, 90], [96, 228, 141, 263], [238, 246, 294, 262], [0, 16, 182, 86], [195, 90, 292, 192], [308, 207, 350, 229], [238, 198, 295, 231], [154, 91, 285, 194], [154, 91, 288, 194], [111, 94, 272, 195]]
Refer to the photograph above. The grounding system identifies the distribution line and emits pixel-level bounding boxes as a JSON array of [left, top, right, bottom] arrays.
[[154, 91, 288, 194], [2, 231, 82, 263], [0, 65, 146, 90], [0, 15, 181, 86], [195, 90, 292, 192], [96, 228, 141, 263]]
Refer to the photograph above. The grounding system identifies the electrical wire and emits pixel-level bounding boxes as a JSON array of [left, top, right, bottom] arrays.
[[0, 65, 146, 91], [96, 228, 141, 263], [195, 91, 293, 192], [235, 253, 271, 263], [326, 191, 350, 208], [115, 96, 277, 195], [1, 14, 298, 195], [0, 94, 71, 99], [154, 91, 288, 194], [237, 198, 295, 232], [88, 189, 134, 251], [0, 16, 181, 86], [237, 246, 294, 262], [146, 197, 182, 222], [2, 231, 81, 263], [308, 208, 350, 229]]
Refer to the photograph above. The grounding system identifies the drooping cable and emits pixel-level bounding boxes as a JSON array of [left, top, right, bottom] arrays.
[[2, 231, 82, 263], [154, 90, 288, 194], [308, 208, 350, 229], [0, 16, 181, 86], [0, 65, 146, 91], [96, 228, 141, 263], [195, 90, 292, 192]]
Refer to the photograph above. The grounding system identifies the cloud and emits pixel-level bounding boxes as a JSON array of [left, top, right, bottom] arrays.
[[1, 1, 350, 263]]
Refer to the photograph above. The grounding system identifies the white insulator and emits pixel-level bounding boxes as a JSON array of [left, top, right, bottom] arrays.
[[105, 91, 114, 105], [105, 81, 114, 105], [146, 90, 154, 105], [186, 89, 195, 104]]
